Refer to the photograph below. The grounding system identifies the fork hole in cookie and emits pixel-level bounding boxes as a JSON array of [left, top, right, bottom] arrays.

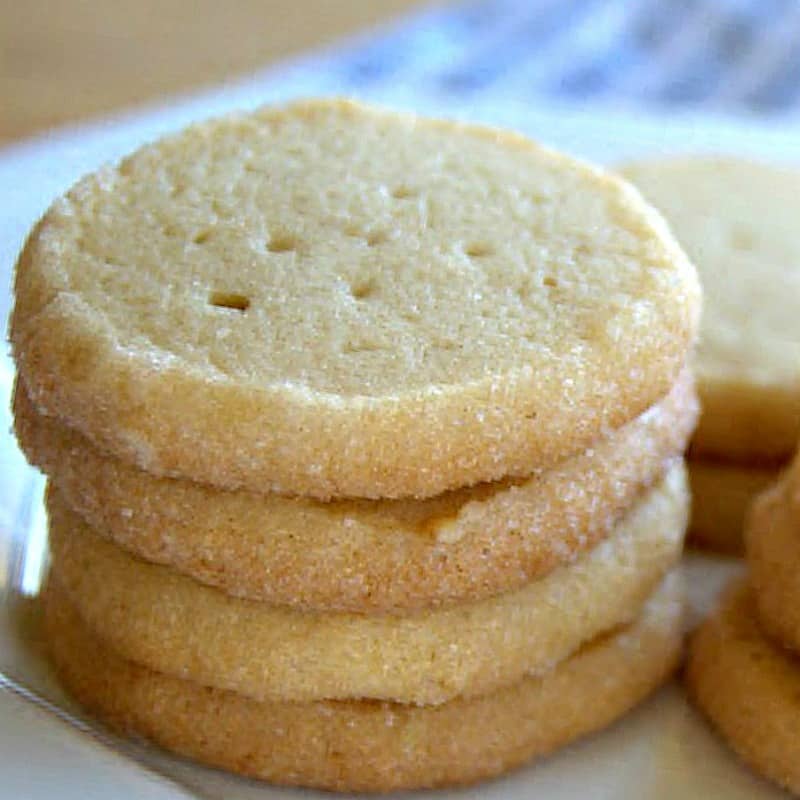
[[730, 226, 756, 252], [366, 230, 389, 247], [349, 279, 378, 300], [542, 275, 559, 288], [465, 242, 494, 258], [343, 340, 385, 354], [391, 185, 418, 199], [267, 232, 297, 253], [342, 224, 388, 248], [208, 292, 251, 312]]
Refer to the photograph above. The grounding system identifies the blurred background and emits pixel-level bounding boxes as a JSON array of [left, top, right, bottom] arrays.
[[3, 0, 800, 146], [0, 0, 424, 143]]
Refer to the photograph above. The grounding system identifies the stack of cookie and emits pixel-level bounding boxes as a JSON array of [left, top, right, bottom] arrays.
[[687, 450, 800, 795], [622, 158, 800, 554], [11, 100, 701, 792]]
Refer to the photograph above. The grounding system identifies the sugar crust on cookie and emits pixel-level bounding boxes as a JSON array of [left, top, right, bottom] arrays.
[[45, 572, 683, 793], [47, 463, 688, 705], [16, 371, 696, 612]]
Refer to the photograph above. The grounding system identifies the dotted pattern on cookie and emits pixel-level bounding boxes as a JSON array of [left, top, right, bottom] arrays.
[[12, 99, 700, 498]]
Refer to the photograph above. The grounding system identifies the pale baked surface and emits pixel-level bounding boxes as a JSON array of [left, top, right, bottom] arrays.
[[686, 580, 800, 796], [688, 458, 777, 555], [45, 573, 683, 793], [16, 371, 697, 612], [622, 157, 800, 463], [47, 462, 688, 705], [746, 478, 800, 653], [12, 99, 700, 499]]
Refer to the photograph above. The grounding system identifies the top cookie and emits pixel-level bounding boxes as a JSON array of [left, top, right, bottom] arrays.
[[622, 157, 800, 464], [12, 99, 699, 498]]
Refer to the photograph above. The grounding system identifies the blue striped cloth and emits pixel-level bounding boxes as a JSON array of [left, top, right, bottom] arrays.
[[307, 0, 800, 114]]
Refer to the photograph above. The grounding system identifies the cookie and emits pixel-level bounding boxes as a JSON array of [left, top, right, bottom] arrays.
[[688, 459, 777, 555], [12, 99, 700, 499], [47, 461, 688, 705], [622, 157, 800, 464], [45, 571, 683, 793], [16, 371, 697, 612], [686, 580, 800, 796], [782, 445, 800, 513], [746, 477, 800, 654]]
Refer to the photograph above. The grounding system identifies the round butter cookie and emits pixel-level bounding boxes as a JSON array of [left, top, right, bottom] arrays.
[[622, 157, 800, 464], [746, 477, 800, 654], [17, 371, 697, 612], [686, 580, 800, 796], [783, 446, 800, 512], [45, 572, 683, 793], [12, 99, 700, 499], [47, 462, 688, 705], [688, 458, 777, 555]]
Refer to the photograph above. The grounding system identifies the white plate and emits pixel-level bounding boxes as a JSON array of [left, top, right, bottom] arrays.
[[1, 76, 799, 798]]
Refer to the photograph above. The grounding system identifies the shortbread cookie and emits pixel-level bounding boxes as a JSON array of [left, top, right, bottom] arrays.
[[746, 478, 800, 654], [688, 459, 777, 555], [17, 371, 697, 612], [782, 446, 800, 513], [47, 462, 688, 705], [45, 572, 683, 793], [12, 99, 700, 499], [622, 157, 800, 463], [686, 580, 800, 796]]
